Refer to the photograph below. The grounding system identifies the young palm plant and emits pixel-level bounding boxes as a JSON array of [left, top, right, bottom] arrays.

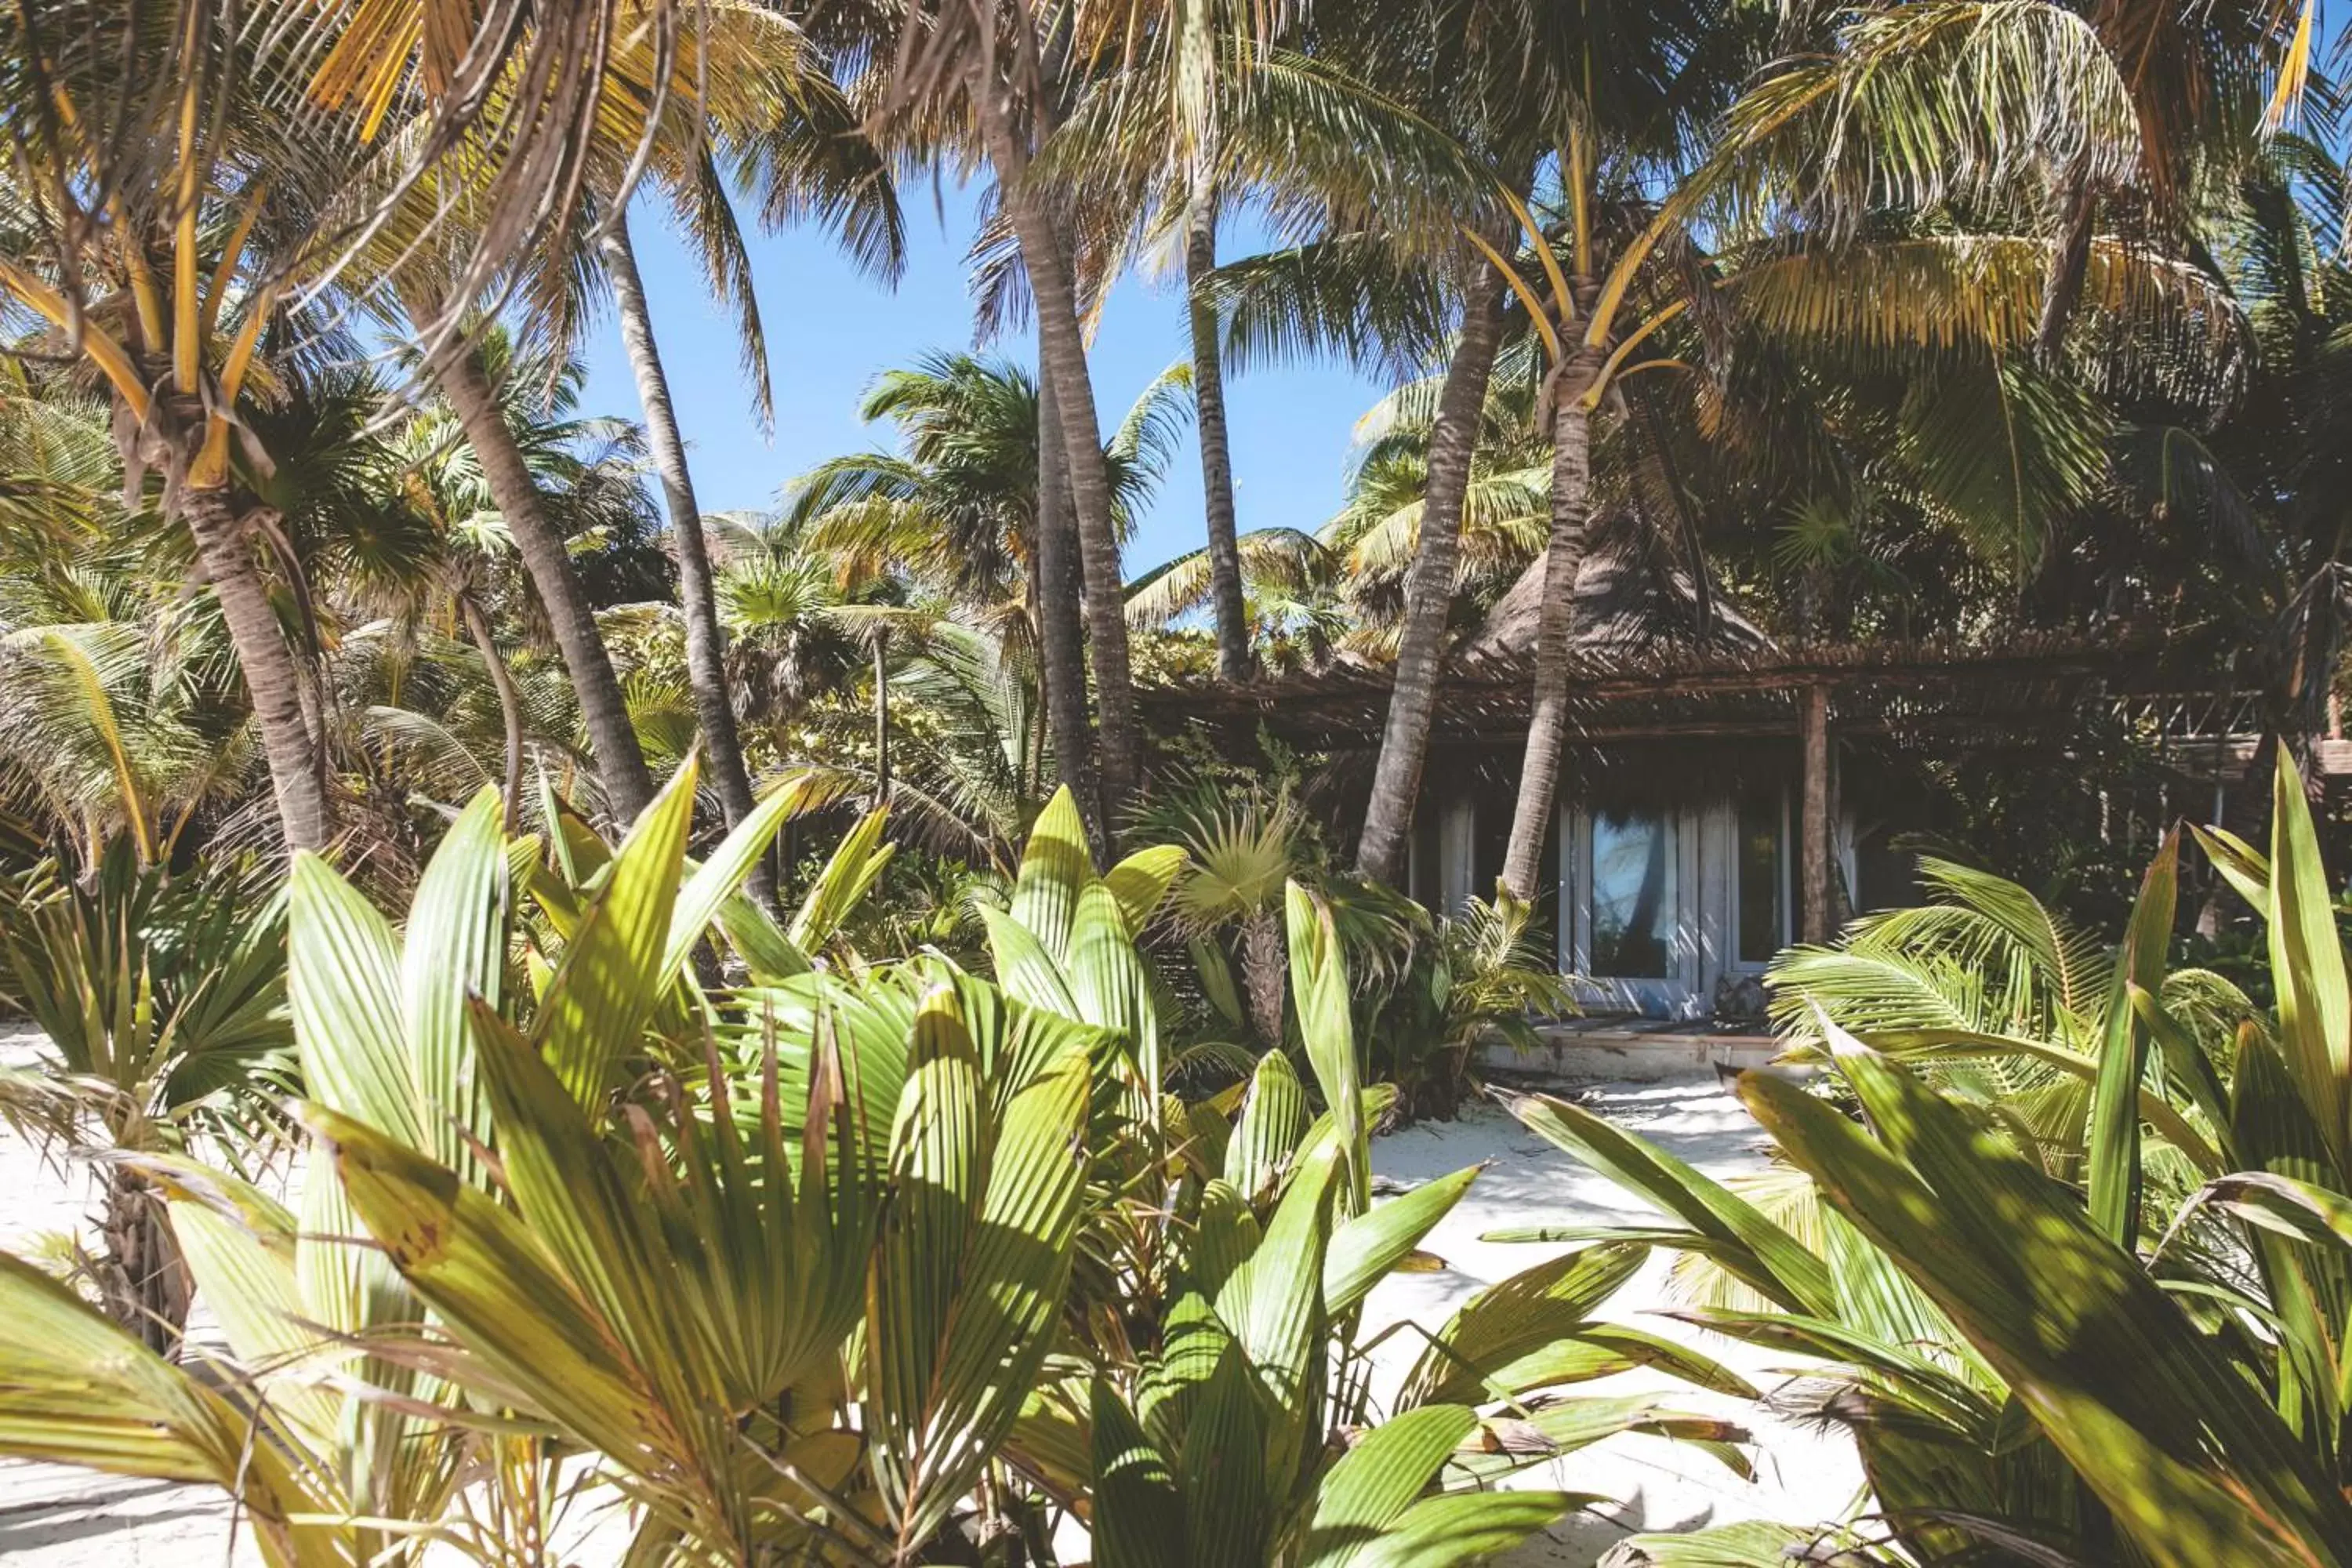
[[0, 842, 290, 1352]]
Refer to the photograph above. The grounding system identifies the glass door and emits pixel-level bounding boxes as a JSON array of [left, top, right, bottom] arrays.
[[1567, 804, 1694, 1015], [1733, 784, 1791, 971]]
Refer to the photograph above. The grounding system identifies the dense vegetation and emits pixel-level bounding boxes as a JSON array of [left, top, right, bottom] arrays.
[[2, 0, 2351, 1563]]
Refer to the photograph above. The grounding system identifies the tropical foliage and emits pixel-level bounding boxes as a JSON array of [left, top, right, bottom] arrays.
[[2, 0, 2350, 1562], [0, 780, 1749, 1565], [1514, 755, 2352, 1566]]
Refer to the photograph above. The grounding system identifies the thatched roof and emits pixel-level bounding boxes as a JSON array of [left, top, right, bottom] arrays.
[[1139, 619, 2252, 759], [1460, 511, 1769, 662], [1136, 510, 2288, 768]]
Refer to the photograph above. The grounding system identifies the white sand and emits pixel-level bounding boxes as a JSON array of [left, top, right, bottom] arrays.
[[1367, 1087, 1861, 1563], [0, 1030, 1859, 1566]]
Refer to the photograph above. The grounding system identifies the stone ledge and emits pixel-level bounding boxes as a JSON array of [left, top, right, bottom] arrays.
[[1482, 1021, 1781, 1083]]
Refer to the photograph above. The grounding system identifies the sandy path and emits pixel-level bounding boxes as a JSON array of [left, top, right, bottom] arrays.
[[0, 1031, 1857, 1566]]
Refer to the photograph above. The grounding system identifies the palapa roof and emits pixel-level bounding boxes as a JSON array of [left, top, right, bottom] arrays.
[[1458, 511, 1769, 663], [1139, 513, 2238, 755]]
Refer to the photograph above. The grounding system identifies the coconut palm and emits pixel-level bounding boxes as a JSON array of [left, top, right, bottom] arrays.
[[860, 0, 1164, 815], [786, 349, 1189, 837], [0, 842, 292, 1352], [1035, 6, 1491, 687], [789, 350, 1190, 636], [0, 562, 255, 871], [574, 6, 902, 892], [0, 4, 361, 848], [0, 0, 713, 851]]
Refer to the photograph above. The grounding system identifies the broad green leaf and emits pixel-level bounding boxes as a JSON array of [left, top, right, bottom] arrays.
[[289, 853, 421, 1147], [1089, 1381, 1185, 1568], [1011, 786, 1094, 966], [1068, 878, 1156, 1089], [2188, 822, 2269, 913], [1104, 844, 1187, 937], [1745, 1033, 2352, 1566], [471, 1000, 703, 1417], [2128, 982, 2236, 1167], [533, 760, 697, 1106], [2230, 1011, 2352, 1438], [713, 890, 811, 981], [1225, 1049, 1309, 1203], [1139, 1289, 1232, 1457], [1664, 1306, 1994, 1429], [2189, 1171, 2352, 1251], [1323, 1164, 1479, 1317], [1287, 881, 1365, 1214], [1472, 1322, 1757, 1401], [1396, 1243, 1648, 1410], [787, 805, 894, 952], [301, 1103, 655, 1467], [1596, 1520, 1827, 1566], [664, 782, 800, 978], [2086, 830, 2176, 1246], [1347, 1490, 1576, 1568], [1217, 1140, 1340, 1470], [870, 989, 1090, 1554], [1847, 1024, 2222, 1174], [402, 786, 506, 1177], [1181, 1342, 1273, 1565], [1508, 1092, 1834, 1316], [149, 1161, 340, 1447], [2267, 753, 2350, 1148], [0, 1253, 328, 1561], [1301, 1403, 1475, 1568], [981, 903, 1080, 1016], [1190, 1180, 1261, 1301]]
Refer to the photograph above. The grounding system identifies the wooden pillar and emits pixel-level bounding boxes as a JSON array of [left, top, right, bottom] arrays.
[[1800, 681, 1832, 944]]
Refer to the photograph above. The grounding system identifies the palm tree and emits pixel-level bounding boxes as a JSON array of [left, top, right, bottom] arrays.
[[394, 288, 661, 828], [0, 5, 354, 848], [0, 843, 292, 1352], [1142, 777, 1312, 1044], [791, 354, 1188, 622], [788, 350, 1189, 838], [597, 219, 773, 860], [0, 0, 712, 851], [582, 10, 902, 893], [1038, 10, 1499, 774], [867, 0, 1152, 815], [363, 6, 814, 832], [1320, 363, 1553, 618]]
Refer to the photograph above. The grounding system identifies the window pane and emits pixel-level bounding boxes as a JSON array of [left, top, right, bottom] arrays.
[[1737, 788, 1784, 964], [1591, 808, 1675, 978]]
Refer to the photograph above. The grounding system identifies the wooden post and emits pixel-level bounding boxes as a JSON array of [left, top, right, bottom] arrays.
[[1800, 681, 1831, 944]]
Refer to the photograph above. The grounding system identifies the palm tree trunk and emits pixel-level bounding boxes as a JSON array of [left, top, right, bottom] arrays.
[[1501, 347, 1605, 900], [459, 592, 525, 833], [182, 486, 332, 851], [1186, 211, 1252, 683], [1355, 265, 1509, 884], [598, 216, 771, 898], [1240, 909, 1286, 1046], [97, 1164, 191, 1356], [1036, 305, 1109, 862], [978, 103, 1143, 811], [424, 312, 657, 828], [2035, 163, 2098, 362], [873, 631, 891, 804]]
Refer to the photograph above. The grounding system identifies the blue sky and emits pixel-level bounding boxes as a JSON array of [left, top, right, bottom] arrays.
[[573, 185, 1390, 576]]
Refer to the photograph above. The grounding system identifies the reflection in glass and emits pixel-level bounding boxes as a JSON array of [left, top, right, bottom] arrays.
[[1591, 809, 1675, 977], [1737, 788, 1786, 964]]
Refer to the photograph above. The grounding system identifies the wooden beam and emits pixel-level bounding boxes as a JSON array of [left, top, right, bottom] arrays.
[[1801, 681, 1832, 944]]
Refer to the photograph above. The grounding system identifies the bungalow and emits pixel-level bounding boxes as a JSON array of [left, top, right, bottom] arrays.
[[1143, 514, 2342, 1022]]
